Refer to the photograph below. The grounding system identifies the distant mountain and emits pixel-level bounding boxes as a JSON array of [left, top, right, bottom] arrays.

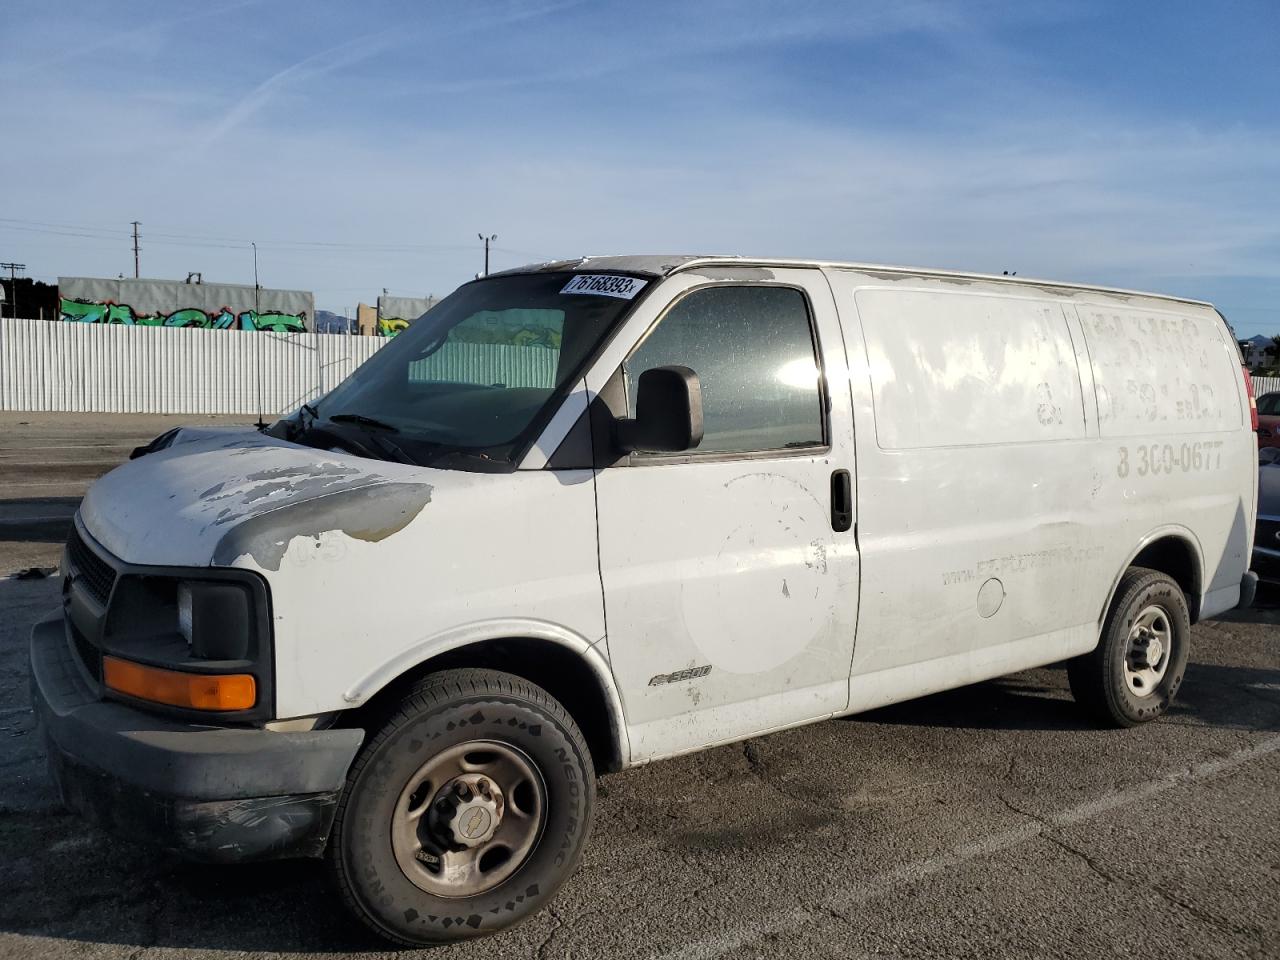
[[314, 309, 354, 334]]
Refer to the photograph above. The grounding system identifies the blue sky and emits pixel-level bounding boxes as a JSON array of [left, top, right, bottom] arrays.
[[2, 0, 1278, 331]]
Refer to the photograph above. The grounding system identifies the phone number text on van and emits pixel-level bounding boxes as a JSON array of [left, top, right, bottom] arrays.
[[1117, 440, 1224, 478]]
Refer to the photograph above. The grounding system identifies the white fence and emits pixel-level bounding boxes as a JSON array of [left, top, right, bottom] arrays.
[[4, 316, 1276, 417], [0, 318, 385, 415]]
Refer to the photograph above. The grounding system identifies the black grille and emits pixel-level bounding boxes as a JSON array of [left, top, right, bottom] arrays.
[[69, 622, 103, 682], [66, 526, 116, 607]]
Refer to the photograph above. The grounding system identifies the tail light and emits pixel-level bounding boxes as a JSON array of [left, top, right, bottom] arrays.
[[1243, 365, 1258, 430]]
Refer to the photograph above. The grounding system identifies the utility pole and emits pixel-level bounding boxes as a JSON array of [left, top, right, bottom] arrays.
[[478, 233, 497, 277], [0, 262, 25, 319], [251, 242, 260, 312], [250, 240, 264, 427], [131, 221, 141, 278]]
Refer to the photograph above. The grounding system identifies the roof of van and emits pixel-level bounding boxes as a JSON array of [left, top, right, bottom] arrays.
[[491, 254, 1215, 310]]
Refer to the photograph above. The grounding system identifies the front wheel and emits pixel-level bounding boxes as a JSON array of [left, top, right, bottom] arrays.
[[1068, 566, 1191, 727], [327, 668, 595, 946]]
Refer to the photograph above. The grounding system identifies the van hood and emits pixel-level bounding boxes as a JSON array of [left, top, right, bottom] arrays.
[[79, 428, 435, 570]]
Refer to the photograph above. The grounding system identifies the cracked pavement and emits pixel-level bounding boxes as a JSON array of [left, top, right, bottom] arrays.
[[3, 575, 1277, 959]]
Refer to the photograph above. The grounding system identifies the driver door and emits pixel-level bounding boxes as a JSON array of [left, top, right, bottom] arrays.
[[586, 268, 860, 763]]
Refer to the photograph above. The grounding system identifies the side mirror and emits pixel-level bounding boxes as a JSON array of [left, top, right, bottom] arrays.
[[615, 365, 704, 453]]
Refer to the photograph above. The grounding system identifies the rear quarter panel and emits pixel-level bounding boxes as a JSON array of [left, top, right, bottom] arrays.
[[825, 269, 1252, 712]]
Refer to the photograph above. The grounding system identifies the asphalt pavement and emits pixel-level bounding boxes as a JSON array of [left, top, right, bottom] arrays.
[[3, 577, 1279, 959], [0, 412, 254, 572], [0, 414, 1278, 959]]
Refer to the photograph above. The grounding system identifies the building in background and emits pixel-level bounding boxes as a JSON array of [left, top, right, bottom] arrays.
[[1239, 334, 1280, 371], [0, 277, 59, 320], [356, 302, 378, 337], [58, 277, 314, 332], [377, 294, 439, 337]]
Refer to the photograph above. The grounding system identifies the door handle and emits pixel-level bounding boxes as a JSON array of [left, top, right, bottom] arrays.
[[830, 469, 853, 533]]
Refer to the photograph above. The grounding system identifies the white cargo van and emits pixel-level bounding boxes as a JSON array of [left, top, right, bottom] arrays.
[[31, 256, 1258, 945]]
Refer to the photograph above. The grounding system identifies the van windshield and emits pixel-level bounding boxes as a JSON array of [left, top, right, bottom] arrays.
[[302, 272, 645, 469]]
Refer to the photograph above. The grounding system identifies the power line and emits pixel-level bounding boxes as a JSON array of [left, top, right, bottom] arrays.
[[0, 218, 554, 263]]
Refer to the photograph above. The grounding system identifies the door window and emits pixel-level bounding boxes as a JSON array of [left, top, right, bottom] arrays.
[[623, 286, 824, 455]]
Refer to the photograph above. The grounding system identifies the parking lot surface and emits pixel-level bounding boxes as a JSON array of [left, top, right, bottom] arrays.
[[1, 415, 1278, 959], [2, 575, 1278, 959], [0, 412, 254, 573]]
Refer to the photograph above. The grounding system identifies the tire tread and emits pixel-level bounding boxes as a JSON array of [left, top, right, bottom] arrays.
[[1068, 566, 1188, 728], [325, 667, 593, 947]]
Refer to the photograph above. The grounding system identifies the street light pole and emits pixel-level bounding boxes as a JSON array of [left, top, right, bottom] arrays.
[[251, 241, 260, 311], [478, 233, 497, 277]]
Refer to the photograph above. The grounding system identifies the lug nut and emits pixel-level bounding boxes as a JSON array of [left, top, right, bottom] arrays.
[[476, 779, 491, 796], [454, 781, 473, 801]]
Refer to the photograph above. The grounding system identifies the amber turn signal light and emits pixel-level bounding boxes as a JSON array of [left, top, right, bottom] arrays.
[[103, 656, 256, 711]]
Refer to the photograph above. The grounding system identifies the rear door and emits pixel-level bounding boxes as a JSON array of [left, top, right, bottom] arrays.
[[586, 267, 860, 762]]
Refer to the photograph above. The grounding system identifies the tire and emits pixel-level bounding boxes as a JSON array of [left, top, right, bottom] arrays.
[[1068, 566, 1191, 727], [327, 668, 595, 946]]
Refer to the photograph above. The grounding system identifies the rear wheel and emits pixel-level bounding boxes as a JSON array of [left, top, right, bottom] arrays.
[[327, 668, 595, 946], [1068, 566, 1190, 727]]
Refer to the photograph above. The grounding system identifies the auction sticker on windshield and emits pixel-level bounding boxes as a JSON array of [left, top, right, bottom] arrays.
[[560, 274, 647, 299]]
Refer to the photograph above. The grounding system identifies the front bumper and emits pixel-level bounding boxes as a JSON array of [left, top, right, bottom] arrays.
[[30, 613, 364, 863]]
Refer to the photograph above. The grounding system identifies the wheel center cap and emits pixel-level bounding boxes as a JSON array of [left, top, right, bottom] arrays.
[[1147, 637, 1164, 666], [459, 805, 492, 840], [439, 787, 503, 849]]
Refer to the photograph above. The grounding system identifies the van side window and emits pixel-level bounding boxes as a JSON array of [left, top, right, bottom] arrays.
[[623, 285, 824, 455]]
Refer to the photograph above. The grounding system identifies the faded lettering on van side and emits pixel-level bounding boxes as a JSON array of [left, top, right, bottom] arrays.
[[1117, 440, 1224, 478], [941, 544, 1105, 586]]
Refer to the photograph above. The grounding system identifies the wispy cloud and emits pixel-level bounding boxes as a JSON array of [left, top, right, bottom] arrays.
[[198, 30, 396, 147], [3, 0, 1277, 329]]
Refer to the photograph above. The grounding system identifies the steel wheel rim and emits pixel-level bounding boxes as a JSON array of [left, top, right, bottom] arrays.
[[390, 739, 547, 898], [1123, 604, 1172, 697]]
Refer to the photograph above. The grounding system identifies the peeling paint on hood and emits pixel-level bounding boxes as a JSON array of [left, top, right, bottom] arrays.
[[79, 428, 434, 568]]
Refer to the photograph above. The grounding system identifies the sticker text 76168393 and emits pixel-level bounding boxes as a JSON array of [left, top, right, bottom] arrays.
[[560, 275, 647, 300]]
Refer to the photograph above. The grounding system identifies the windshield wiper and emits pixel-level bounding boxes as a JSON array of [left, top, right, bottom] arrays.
[[414, 441, 496, 466], [327, 413, 400, 433]]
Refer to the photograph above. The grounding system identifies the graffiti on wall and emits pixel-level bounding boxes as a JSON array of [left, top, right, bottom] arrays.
[[60, 299, 307, 332], [57, 277, 315, 333], [377, 295, 439, 338], [377, 316, 411, 338]]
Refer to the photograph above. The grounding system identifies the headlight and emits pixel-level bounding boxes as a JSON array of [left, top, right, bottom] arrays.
[[176, 580, 253, 660], [102, 569, 272, 718], [177, 582, 194, 644]]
